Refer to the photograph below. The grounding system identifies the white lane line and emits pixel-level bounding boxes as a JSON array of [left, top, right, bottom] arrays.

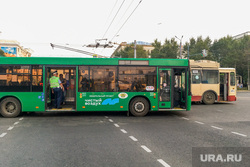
[[211, 126, 223, 130], [19, 117, 24, 120], [14, 122, 19, 125], [114, 124, 120, 127], [141, 145, 152, 153], [181, 117, 189, 120], [108, 119, 114, 123], [7, 127, 14, 131], [105, 116, 109, 119], [231, 132, 247, 137], [0, 133, 7, 138], [194, 121, 204, 125], [120, 129, 127, 134], [157, 159, 171, 167], [129, 136, 138, 142]]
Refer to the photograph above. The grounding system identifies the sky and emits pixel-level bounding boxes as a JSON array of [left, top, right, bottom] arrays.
[[0, 0, 249, 57]]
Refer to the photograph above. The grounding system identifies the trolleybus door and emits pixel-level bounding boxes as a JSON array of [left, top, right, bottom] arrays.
[[45, 67, 76, 110], [159, 68, 172, 108]]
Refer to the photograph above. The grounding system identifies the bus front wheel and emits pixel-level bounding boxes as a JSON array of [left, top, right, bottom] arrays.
[[203, 92, 215, 105], [0, 97, 21, 118], [129, 97, 149, 117]]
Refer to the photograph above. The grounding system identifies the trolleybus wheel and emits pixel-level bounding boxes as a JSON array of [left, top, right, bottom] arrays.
[[0, 97, 21, 118], [203, 91, 215, 105], [130, 97, 149, 117]]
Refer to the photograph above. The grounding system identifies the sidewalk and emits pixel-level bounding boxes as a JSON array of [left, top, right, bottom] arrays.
[[237, 90, 250, 92]]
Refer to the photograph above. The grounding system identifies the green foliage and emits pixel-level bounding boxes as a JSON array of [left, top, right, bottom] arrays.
[[151, 38, 178, 58], [0, 49, 5, 57], [183, 36, 212, 60], [114, 44, 148, 58]]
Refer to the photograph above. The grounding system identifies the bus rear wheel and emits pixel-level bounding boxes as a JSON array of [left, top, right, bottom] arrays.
[[203, 91, 215, 105], [130, 97, 149, 117], [0, 97, 21, 118]]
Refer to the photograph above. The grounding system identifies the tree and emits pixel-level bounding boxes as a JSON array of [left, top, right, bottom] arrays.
[[114, 44, 148, 58], [183, 36, 212, 60], [0, 49, 5, 57], [151, 38, 178, 58]]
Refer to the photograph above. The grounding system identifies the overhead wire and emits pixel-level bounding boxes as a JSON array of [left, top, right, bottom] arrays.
[[110, 0, 143, 41], [102, 0, 126, 39], [103, 0, 119, 28], [115, 0, 135, 27]]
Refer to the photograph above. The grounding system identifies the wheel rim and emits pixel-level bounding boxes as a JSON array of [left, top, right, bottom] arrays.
[[134, 102, 144, 113], [5, 102, 16, 113], [205, 92, 214, 102]]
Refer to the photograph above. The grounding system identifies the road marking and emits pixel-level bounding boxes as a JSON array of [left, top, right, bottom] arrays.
[[14, 122, 19, 125], [231, 132, 247, 137], [120, 129, 127, 134], [195, 121, 204, 125], [157, 159, 171, 167], [19, 117, 24, 120], [181, 117, 189, 120], [7, 127, 14, 131], [211, 126, 223, 130], [141, 145, 152, 153], [129, 136, 138, 141], [105, 116, 109, 119], [108, 119, 113, 123], [0, 133, 7, 138], [114, 124, 120, 127]]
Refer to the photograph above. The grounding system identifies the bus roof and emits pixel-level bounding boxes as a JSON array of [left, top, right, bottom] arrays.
[[0, 57, 189, 67], [219, 68, 235, 72], [190, 59, 220, 68]]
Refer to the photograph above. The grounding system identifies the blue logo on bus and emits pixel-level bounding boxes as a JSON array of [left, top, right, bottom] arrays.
[[102, 98, 119, 105]]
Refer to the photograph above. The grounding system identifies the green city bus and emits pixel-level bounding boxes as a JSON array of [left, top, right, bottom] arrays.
[[0, 57, 191, 117]]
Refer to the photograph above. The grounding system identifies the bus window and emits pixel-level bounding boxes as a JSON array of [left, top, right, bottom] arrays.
[[90, 66, 116, 92], [0, 65, 31, 92], [192, 70, 201, 84], [32, 65, 43, 92], [201, 70, 219, 84], [119, 67, 156, 92], [230, 72, 235, 86], [79, 66, 90, 92]]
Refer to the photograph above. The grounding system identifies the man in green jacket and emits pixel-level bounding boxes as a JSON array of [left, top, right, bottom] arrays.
[[50, 71, 64, 109]]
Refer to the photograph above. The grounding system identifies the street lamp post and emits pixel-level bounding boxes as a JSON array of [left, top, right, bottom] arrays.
[[175, 36, 183, 59]]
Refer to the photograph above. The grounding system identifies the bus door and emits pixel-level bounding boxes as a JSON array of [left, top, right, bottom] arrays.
[[220, 72, 228, 101], [45, 67, 76, 111], [159, 68, 171, 109]]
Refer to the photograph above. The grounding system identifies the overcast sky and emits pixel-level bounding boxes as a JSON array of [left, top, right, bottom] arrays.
[[0, 0, 249, 57]]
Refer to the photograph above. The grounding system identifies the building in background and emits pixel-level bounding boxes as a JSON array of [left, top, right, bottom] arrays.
[[232, 31, 250, 40], [0, 39, 32, 57]]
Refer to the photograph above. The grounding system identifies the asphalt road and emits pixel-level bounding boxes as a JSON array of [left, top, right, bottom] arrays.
[[0, 92, 250, 167]]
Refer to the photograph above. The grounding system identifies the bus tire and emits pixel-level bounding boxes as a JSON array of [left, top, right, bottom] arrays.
[[0, 97, 21, 118], [203, 91, 215, 105], [129, 97, 149, 117]]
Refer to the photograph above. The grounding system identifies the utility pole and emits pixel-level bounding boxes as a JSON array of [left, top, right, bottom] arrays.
[[134, 40, 136, 58], [248, 52, 250, 90], [175, 36, 183, 59]]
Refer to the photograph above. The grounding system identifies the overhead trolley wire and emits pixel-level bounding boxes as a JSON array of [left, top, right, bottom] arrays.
[[115, 0, 135, 26], [102, 0, 126, 39], [103, 0, 119, 28], [110, 0, 142, 41]]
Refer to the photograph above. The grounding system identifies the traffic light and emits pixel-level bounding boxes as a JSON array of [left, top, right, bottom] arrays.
[[202, 49, 207, 57]]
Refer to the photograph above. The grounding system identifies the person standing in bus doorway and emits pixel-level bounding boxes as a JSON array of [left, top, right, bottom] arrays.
[[50, 71, 64, 109], [59, 74, 67, 105]]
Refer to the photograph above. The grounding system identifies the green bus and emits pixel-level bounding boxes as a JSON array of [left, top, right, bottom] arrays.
[[0, 57, 191, 117]]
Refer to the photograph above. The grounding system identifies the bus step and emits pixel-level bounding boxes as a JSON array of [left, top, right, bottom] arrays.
[[159, 108, 186, 111], [46, 108, 76, 112]]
